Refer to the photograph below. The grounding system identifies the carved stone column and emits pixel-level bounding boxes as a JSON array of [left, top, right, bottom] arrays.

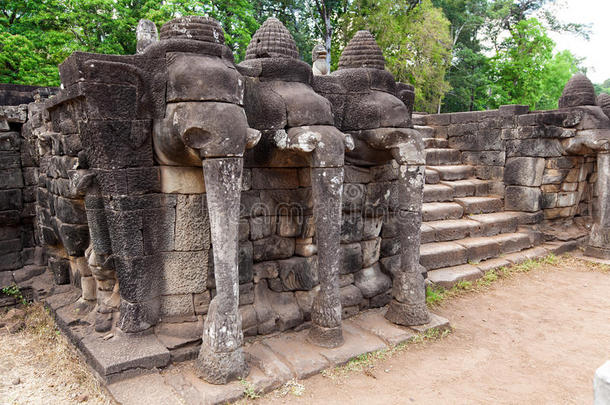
[[385, 164, 430, 325], [586, 152, 610, 259], [197, 157, 249, 383], [308, 167, 344, 347]]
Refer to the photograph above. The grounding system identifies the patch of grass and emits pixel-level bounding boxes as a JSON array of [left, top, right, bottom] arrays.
[[276, 378, 305, 397], [478, 269, 499, 286], [239, 378, 260, 400], [426, 253, 559, 307], [425, 286, 445, 306], [1, 284, 27, 306]]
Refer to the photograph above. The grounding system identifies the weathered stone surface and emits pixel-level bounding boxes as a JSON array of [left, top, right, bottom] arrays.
[[353, 309, 416, 345], [455, 237, 501, 263], [341, 242, 363, 274], [361, 238, 381, 267], [504, 157, 545, 186], [262, 330, 330, 379], [268, 290, 303, 331], [253, 236, 295, 262], [244, 342, 293, 386], [175, 194, 210, 251], [454, 196, 503, 215], [422, 202, 464, 222], [278, 256, 318, 291], [354, 264, 391, 298], [504, 186, 542, 212], [419, 242, 467, 270], [427, 264, 482, 288], [81, 332, 170, 377], [161, 251, 208, 295]]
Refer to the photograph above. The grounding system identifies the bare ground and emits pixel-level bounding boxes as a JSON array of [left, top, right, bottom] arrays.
[[0, 304, 113, 405], [259, 255, 610, 405], [1, 254, 609, 405]]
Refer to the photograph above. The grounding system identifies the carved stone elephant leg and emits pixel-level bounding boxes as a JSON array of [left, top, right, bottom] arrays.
[[308, 166, 344, 348], [84, 194, 119, 332], [197, 157, 249, 384], [385, 164, 430, 325], [586, 152, 610, 259]]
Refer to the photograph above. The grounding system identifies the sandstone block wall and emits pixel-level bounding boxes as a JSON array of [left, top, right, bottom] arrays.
[[418, 105, 597, 224], [0, 94, 46, 294]]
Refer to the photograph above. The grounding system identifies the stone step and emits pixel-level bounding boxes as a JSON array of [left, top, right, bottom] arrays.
[[422, 202, 464, 222], [412, 115, 427, 126], [420, 231, 534, 271], [424, 218, 483, 242], [425, 241, 582, 289], [454, 196, 503, 214], [427, 165, 474, 181], [425, 148, 462, 166], [423, 137, 449, 148], [440, 179, 491, 198], [425, 168, 440, 184], [422, 212, 527, 243], [467, 211, 522, 236], [414, 125, 435, 137], [423, 184, 454, 203]]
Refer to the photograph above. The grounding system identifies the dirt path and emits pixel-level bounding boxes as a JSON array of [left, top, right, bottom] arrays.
[[260, 256, 610, 405]]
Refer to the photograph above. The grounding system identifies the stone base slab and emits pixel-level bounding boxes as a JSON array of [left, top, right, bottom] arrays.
[[426, 239, 582, 289], [106, 309, 450, 405], [584, 245, 610, 261]]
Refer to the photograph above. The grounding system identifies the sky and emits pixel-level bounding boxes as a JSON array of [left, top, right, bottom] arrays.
[[546, 0, 610, 84]]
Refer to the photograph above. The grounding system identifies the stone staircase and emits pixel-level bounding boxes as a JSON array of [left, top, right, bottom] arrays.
[[415, 123, 551, 288]]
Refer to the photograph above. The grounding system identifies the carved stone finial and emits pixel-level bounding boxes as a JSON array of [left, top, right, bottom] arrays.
[[159, 16, 225, 44], [597, 93, 610, 118], [312, 44, 329, 76], [559, 73, 596, 108], [245, 17, 299, 60], [338, 30, 385, 70], [136, 19, 158, 54]]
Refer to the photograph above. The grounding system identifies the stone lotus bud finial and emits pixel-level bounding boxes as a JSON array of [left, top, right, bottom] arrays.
[[245, 17, 299, 60], [312, 44, 329, 76], [338, 30, 385, 70], [159, 15, 225, 44], [597, 93, 610, 118], [559, 73, 596, 108], [136, 19, 158, 54]]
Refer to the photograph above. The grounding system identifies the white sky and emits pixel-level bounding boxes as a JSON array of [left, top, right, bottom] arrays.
[[546, 0, 610, 84]]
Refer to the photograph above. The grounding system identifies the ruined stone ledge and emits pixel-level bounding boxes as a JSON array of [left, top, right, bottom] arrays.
[[106, 309, 450, 405]]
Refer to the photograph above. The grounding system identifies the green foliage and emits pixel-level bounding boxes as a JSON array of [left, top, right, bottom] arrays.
[[537, 50, 583, 109], [487, 18, 554, 109], [239, 378, 260, 399], [1, 284, 27, 305], [0, 0, 593, 114], [437, 0, 590, 112], [594, 79, 610, 97], [425, 285, 445, 306], [338, 0, 452, 112]]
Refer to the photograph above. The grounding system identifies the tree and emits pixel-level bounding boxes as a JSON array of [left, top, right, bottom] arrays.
[[434, 0, 591, 112], [339, 0, 452, 112], [487, 18, 581, 110], [433, 0, 489, 112], [537, 50, 582, 109]]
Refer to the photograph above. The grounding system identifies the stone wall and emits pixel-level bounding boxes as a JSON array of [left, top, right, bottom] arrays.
[[416, 105, 598, 226], [0, 86, 54, 298]]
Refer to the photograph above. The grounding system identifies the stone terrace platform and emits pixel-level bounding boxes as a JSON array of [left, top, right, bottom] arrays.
[[15, 238, 578, 404], [105, 309, 449, 405]]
